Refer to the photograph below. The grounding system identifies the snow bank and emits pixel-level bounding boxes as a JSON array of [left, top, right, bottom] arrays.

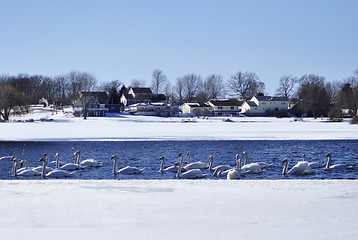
[[1, 180, 357, 240], [1, 110, 358, 141]]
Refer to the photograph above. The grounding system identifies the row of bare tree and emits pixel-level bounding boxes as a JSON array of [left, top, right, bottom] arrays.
[[1, 69, 358, 121]]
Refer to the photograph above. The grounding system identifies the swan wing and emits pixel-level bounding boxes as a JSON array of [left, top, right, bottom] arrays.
[[60, 163, 83, 171], [180, 169, 207, 179], [80, 159, 102, 167], [117, 166, 144, 175], [288, 161, 309, 175], [241, 163, 262, 173], [17, 169, 41, 176], [183, 162, 209, 170], [46, 169, 74, 178]]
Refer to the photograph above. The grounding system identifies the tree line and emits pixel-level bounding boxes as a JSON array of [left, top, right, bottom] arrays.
[[1, 69, 358, 121]]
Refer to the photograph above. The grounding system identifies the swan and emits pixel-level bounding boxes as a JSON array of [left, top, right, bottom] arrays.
[[282, 158, 315, 175], [227, 169, 242, 180], [183, 152, 210, 170], [33, 154, 54, 173], [302, 153, 323, 169], [241, 152, 263, 174], [323, 153, 353, 171], [16, 160, 41, 176], [176, 154, 207, 179], [212, 167, 232, 178], [242, 151, 272, 169], [111, 155, 145, 175], [159, 156, 181, 173], [60, 152, 84, 171], [208, 155, 232, 172], [39, 157, 75, 178], [74, 151, 102, 167]]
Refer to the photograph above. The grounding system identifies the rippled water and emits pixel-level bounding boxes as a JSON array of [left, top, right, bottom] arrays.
[[0, 140, 357, 180]]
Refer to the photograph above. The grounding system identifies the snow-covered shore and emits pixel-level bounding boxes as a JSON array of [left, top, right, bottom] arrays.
[[1, 180, 357, 240], [1, 108, 358, 141]]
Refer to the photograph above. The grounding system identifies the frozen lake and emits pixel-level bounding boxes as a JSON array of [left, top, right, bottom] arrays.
[[1, 140, 357, 180]]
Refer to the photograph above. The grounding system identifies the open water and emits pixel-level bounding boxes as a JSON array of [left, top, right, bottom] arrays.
[[0, 140, 357, 180]]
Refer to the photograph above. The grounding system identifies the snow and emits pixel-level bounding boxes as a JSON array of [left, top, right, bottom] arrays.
[[1, 107, 357, 141], [1, 180, 357, 240], [1, 108, 358, 239]]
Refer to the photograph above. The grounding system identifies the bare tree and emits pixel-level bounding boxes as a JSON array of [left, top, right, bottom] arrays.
[[130, 79, 146, 88], [228, 71, 261, 99], [275, 75, 297, 99], [175, 77, 184, 104], [99, 79, 123, 94], [151, 69, 167, 94], [67, 71, 97, 102], [204, 74, 225, 100], [180, 73, 203, 102]]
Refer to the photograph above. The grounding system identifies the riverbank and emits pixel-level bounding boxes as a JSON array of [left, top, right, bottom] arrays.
[[1, 108, 358, 141], [1, 179, 357, 240]]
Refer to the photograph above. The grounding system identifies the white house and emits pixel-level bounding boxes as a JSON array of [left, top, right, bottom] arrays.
[[128, 102, 180, 117], [241, 96, 289, 116], [181, 103, 212, 116], [206, 99, 244, 116]]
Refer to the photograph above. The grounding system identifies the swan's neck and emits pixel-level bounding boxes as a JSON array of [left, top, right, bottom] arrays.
[[244, 153, 248, 165], [176, 155, 184, 178], [159, 158, 164, 173], [41, 160, 46, 179], [325, 155, 331, 169], [56, 154, 60, 169], [112, 157, 118, 175], [208, 156, 214, 171], [75, 152, 80, 164], [13, 160, 18, 176], [236, 156, 242, 169], [282, 160, 289, 175], [213, 167, 223, 177], [187, 154, 190, 164]]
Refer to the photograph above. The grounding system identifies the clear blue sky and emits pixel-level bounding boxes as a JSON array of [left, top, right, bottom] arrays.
[[1, 0, 357, 95]]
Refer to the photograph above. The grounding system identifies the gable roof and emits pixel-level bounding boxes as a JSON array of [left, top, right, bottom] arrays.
[[208, 99, 244, 107], [245, 101, 258, 107], [255, 96, 288, 101], [81, 92, 109, 104], [185, 102, 211, 108], [130, 87, 152, 94]]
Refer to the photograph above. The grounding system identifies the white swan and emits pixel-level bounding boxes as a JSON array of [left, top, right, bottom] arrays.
[[323, 153, 353, 171], [208, 155, 232, 172], [74, 151, 102, 167], [227, 169, 241, 180], [241, 152, 263, 174], [242, 151, 272, 169], [282, 158, 315, 175], [302, 153, 323, 169], [212, 167, 231, 178], [183, 153, 209, 170], [33, 154, 53, 173], [11, 157, 41, 177], [159, 156, 181, 173], [176, 153, 207, 179], [111, 155, 145, 175], [60, 152, 84, 171], [39, 157, 75, 178]]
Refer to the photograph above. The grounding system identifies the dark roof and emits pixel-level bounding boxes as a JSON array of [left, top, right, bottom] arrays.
[[255, 96, 288, 101], [131, 87, 152, 94], [209, 99, 244, 107], [151, 94, 166, 102], [81, 92, 109, 104], [245, 101, 258, 107], [186, 102, 211, 107]]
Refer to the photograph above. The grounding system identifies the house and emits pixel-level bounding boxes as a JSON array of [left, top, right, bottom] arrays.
[[206, 99, 244, 116], [181, 102, 212, 116], [73, 92, 109, 117], [128, 102, 180, 117], [241, 95, 288, 116], [120, 87, 154, 106]]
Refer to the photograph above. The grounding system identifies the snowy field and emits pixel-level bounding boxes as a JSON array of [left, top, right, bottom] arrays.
[[1, 106, 357, 141], [1, 107, 358, 239]]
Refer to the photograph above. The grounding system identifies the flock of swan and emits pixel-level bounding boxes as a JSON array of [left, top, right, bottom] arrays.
[[3, 150, 355, 180]]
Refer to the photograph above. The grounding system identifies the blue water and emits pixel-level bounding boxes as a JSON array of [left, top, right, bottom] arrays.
[[0, 140, 357, 180]]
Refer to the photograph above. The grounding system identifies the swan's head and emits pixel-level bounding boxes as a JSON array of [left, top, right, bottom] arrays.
[[11, 156, 18, 162], [243, 151, 247, 156], [235, 154, 239, 159], [110, 155, 117, 160], [39, 157, 46, 163], [20, 160, 28, 168], [326, 153, 331, 157], [74, 151, 80, 157], [208, 155, 213, 160], [159, 156, 164, 161], [54, 153, 59, 157], [282, 158, 289, 164], [186, 153, 190, 156], [178, 153, 183, 157]]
